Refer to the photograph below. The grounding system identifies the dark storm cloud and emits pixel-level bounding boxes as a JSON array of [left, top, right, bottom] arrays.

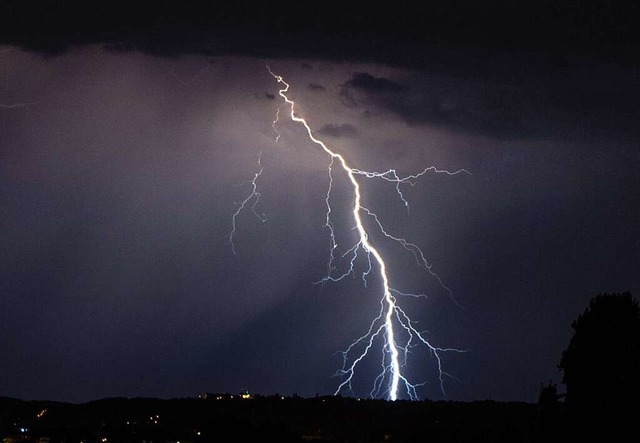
[[344, 73, 404, 94], [317, 123, 359, 139], [308, 83, 325, 91], [339, 65, 640, 141], [1, 0, 639, 68], [340, 72, 539, 139], [253, 92, 276, 101], [339, 72, 405, 110], [1, 1, 638, 143]]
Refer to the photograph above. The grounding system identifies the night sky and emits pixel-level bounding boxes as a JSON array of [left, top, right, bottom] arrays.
[[1, 1, 638, 403]]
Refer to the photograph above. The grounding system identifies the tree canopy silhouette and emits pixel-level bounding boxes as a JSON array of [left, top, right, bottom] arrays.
[[558, 291, 640, 437]]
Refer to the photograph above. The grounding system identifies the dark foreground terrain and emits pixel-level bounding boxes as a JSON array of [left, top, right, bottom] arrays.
[[1, 394, 554, 442]]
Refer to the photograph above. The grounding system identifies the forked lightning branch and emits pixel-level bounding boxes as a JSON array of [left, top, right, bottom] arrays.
[[229, 66, 469, 401]]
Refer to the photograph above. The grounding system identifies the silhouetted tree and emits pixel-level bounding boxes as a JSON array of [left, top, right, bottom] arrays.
[[558, 291, 640, 440], [536, 380, 562, 438]]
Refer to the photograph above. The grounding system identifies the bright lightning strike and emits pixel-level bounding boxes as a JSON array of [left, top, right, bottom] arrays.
[[266, 66, 471, 401], [233, 65, 470, 401]]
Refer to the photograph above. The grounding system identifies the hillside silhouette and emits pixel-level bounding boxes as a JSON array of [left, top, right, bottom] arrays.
[[1, 394, 543, 443]]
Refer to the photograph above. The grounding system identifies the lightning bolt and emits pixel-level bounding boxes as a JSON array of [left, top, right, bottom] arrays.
[[272, 107, 281, 143], [233, 65, 469, 401], [229, 152, 266, 256]]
